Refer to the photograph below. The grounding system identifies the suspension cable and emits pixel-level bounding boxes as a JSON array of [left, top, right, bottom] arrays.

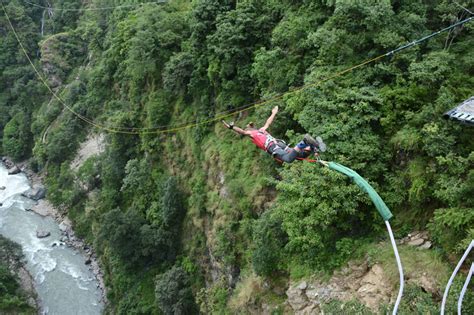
[[2, 2, 473, 134], [22, 0, 166, 12]]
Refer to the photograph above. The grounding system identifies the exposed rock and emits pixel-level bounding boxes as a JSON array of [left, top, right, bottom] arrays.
[[286, 262, 396, 314], [22, 186, 47, 201], [419, 241, 432, 250], [85, 259, 92, 265], [420, 231, 429, 239], [300, 304, 318, 314], [414, 273, 438, 295], [36, 230, 51, 238], [29, 199, 56, 217], [70, 133, 105, 171], [218, 171, 230, 198], [286, 286, 310, 311], [297, 281, 308, 290], [59, 221, 70, 233], [0, 186, 5, 190], [2, 156, 15, 168], [407, 238, 425, 246], [305, 288, 319, 299], [17, 266, 38, 309], [8, 166, 21, 175]]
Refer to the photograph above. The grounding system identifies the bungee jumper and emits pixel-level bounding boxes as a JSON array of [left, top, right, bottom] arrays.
[[222, 106, 326, 163]]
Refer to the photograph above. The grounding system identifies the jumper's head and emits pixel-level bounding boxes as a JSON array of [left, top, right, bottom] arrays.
[[245, 122, 255, 130]]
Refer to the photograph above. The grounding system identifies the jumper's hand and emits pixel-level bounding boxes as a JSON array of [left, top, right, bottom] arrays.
[[272, 106, 279, 114], [222, 120, 234, 129]]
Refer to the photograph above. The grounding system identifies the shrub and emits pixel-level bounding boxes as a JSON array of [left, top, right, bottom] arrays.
[[252, 211, 287, 276]]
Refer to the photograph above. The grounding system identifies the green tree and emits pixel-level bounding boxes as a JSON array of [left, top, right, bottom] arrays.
[[2, 112, 31, 160], [251, 211, 287, 276], [98, 208, 145, 264], [155, 266, 198, 315]]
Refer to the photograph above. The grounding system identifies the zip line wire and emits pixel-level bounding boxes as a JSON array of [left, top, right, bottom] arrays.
[[2, 1, 473, 134], [22, 0, 166, 12]]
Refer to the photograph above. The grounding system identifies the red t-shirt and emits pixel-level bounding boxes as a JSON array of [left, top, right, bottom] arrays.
[[249, 129, 275, 151]]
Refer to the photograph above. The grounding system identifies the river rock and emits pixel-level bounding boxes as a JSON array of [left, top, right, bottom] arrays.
[[85, 258, 92, 265], [2, 157, 15, 168], [8, 166, 21, 175], [23, 186, 47, 201], [36, 230, 51, 238]]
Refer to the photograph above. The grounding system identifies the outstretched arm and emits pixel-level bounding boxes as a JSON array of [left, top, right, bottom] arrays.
[[222, 121, 251, 136], [261, 106, 278, 132]]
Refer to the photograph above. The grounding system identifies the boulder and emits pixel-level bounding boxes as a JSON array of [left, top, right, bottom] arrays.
[[2, 157, 15, 168], [287, 286, 310, 311], [407, 238, 424, 246], [36, 230, 51, 238], [23, 187, 47, 201], [297, 281, 308, 290], [0, 186, 5, 190], [419, 241, 432, 249], [8, 166, 21, 175]]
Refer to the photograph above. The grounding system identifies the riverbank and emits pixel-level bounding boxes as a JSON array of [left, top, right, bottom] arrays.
[[0, 235, 37, 314], [2, 157, 108, 306]]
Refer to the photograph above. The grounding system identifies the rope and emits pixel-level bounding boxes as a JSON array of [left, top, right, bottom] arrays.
[[22, 0, 166, 12], [2, 2, 474, 134], [458, 262, 474, 315], [318, 160, 404, 313], [385, 220, 404, 315], [441, 240, 474, 314]]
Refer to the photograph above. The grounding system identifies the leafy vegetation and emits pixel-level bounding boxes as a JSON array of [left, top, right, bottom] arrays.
[[1, 0, 473, 313], [0, 236, 36, 314]]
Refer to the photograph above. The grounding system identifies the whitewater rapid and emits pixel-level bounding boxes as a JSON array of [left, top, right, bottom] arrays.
[[0, 164, 103, 315]]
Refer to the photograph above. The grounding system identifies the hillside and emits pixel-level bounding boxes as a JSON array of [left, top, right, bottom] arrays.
[[1, 0, 473, 313]]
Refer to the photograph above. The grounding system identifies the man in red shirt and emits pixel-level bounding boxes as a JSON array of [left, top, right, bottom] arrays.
[[222, 106, 325, 163]]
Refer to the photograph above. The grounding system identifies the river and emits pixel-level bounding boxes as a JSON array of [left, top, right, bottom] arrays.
[[0, 163, 103, 315]]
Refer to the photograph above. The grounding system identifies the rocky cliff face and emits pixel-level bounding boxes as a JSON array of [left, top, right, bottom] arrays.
[[285, 231, 440, 314]]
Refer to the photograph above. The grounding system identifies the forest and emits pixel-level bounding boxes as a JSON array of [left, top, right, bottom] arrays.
[[0, 0, 473, 313]]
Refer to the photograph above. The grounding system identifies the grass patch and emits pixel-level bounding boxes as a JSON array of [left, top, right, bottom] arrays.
[[228, 270, 286, 315], [366, 242, 450, 288]]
